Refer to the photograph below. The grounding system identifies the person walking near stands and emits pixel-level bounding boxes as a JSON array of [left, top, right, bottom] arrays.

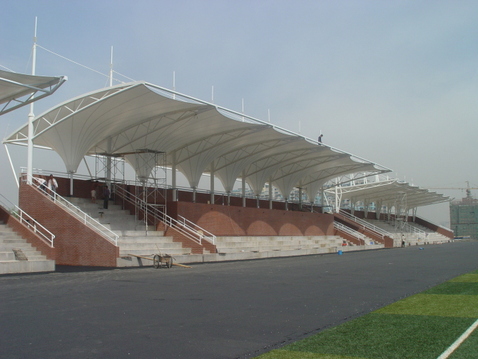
[[47, 174, 58, 197], [103, 185, 110, 209]]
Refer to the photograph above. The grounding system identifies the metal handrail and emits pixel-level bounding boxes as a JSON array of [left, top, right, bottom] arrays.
[[339, 209, 390, 239], [25, 176, 119, 246], [334, 222, 367, 244], [397, 221, 427, 236], [177, 215, 216, 245], [0, 193, 55, 247], [113, 185, 216, 245]]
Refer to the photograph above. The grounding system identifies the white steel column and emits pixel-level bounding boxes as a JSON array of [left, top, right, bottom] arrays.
[[376, 200, 383, 219], [106, 139, 112, 185], [298, 187, 303, 210], [269, 181, 273, 210], [334, 183, 342, 213], [172, 152, 177, 201], [210, 167, 215, 204], [5, 144, 19, 188], [242, 172, 246, 207], [27, 17, 38, 185], [69, 171, 74, 196], [109, 46, 114, 87]]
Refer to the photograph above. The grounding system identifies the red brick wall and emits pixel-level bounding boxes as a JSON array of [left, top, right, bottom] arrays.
[[170, 201, 334, 236], [334, 213, 388, 245], [414, 216, 454, 239], [19, 183, 119, 267], [333, 228, 362, 246]]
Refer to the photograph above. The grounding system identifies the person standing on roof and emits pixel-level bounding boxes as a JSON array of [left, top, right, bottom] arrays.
[[318, 134, 323, 144]]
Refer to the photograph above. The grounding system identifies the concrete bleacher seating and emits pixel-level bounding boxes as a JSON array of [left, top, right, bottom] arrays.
[[215, 235, 344, 254], [0, 222, 55, 274], [204, 235, 383, 261], [364, 219, 450, 246]]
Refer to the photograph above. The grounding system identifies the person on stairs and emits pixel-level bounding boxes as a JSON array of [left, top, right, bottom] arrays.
[[103, 185, 110, 209], [47, 174, 58, 198]]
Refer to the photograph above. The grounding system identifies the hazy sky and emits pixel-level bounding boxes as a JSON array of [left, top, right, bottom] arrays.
[[2, 0, 478, 225]]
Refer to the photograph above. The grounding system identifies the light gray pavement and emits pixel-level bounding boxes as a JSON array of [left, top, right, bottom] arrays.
[[1, 241, 477, 359]]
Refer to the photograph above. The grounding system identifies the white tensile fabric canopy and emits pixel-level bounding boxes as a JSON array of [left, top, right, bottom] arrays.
[[325, 178, 449, 211], [6, 80, 446, 207], [0, 69, 66, 116]]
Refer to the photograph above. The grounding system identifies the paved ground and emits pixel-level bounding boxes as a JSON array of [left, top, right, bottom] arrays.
[[1, 241, 477, 359]]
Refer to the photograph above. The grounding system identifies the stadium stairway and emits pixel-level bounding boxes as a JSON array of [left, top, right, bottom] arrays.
[[69, 198, 193, 267], [364, 219, 451, 246], [0, 222, 55, 274]]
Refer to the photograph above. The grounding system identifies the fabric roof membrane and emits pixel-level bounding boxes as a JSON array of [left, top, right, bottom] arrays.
[[0, 69, 66, 115], [6, 80, 428, 204], [325, 179, 449, 210]]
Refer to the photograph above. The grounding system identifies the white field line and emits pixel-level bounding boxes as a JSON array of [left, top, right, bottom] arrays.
[[436, 318, 478, 359]]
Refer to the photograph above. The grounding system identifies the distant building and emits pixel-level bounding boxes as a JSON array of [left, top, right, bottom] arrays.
[[450, 189, 478, 239]]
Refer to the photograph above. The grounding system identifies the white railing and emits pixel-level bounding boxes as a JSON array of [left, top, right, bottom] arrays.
[[397, 221, 427, 236], [0, 194, 55, 247], [339, 210, 390, 239], [334, 222, 367, 244], [114, 185, 216, 245], [178, 215, 216, 245], [27, 176, 119, 246]]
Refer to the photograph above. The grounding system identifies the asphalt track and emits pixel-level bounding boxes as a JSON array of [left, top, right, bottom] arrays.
[[1, 241, 477, 359]]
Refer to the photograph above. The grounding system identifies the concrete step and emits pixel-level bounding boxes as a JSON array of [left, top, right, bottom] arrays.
[[0, 260, 55, 274], [0, 232, 17, 238], [0, 252, 17, 261], [120, 248, 191, 256], [113, 230, 164, 237], [213, 235, 344, 254], [118, 242, 184, 250], [117, 237, 175, 244], [0, 244, 48, 253], [0, 248, 44, 258], [0, 221, 55, 274]]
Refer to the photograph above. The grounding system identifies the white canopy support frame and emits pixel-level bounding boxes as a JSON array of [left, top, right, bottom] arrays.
[[324, 176, 449, 214], [0, 69, 67, 116], [4, 81, 393, 201]]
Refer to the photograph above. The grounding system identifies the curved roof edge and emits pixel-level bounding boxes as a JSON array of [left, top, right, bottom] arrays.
[[325, 177, 450, 209], [0, 69, 67, 116], [4, 80, 394, 200]]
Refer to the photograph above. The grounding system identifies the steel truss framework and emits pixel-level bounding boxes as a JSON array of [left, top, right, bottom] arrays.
[[0, 69, 66, 116], [324, 175, 449, 216]]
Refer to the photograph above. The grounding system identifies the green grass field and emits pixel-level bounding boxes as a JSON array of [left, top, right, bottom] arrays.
[[256, 270, 478, 359]]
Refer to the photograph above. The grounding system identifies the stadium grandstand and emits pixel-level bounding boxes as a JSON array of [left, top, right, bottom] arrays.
[[1, 79, 452, 274]]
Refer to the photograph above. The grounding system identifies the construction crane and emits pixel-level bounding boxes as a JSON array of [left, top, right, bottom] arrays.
[[428, 182, 477, 199]]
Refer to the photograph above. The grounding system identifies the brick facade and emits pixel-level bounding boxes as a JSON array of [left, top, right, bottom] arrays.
[[19, 182, 118, 267], [169, 201, 334, 236]]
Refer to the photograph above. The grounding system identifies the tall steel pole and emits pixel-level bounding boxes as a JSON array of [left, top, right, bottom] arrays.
[[109, 46, 113, 87], [27, 17, 38, 185]]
